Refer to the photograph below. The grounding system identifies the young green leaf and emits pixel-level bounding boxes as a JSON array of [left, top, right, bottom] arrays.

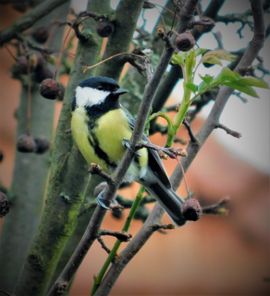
[[185, 82, 198, 93], [202, 49, 236, 66], [223, 80, 259, 97], [238, 76, 269, 89], [171, 52, 185, 67]]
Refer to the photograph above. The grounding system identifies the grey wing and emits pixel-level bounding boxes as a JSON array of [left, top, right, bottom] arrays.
[[124, 107, 172, 188]]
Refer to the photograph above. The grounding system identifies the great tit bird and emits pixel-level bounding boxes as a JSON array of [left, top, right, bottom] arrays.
[[71, 76, 185, 225]]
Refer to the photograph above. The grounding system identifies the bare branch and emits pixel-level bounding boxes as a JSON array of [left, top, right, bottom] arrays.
[[0, 0, 69, 46], [94, 1, 265, 294]]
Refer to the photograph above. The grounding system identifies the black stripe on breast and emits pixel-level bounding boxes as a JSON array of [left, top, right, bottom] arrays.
[[88, 131, 117, 169]]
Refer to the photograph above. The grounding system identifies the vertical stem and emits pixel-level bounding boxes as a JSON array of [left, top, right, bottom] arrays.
[[92, 186, 145, 295]]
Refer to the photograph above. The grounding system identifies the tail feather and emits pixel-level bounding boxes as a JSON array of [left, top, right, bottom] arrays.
[[140, 172, 186, 226]]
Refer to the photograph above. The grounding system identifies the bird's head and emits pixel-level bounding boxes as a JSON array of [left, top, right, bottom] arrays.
[[74, 76, 127, 109]]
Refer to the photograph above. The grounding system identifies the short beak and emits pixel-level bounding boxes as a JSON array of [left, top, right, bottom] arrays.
[[114, 88, 128, 96]]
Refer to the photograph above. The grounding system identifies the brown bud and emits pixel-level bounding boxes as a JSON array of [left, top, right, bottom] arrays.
[[40, 78, 64, 100], [28, 53, 40, 69], [96, 19, 114, 38], [17, 134, 37, 153], [182, 198, 202, 221], [34, 137, 50, 154], [0, 191, 10, 218], [32, 26, 49, 44], [175, 32, 195, 52]]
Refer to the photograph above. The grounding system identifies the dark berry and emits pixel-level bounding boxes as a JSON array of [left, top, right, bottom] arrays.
[[32, 27, 49, 44], [17, 134, 37, 153], [0, 191, 10, 217], [175, 32, 195, 52], [40, 78, 64, 100], [182, 198, 202, 221], [34, 137, 50, 154], [12, 56, 28, 77], [96, 19, 114, 38]]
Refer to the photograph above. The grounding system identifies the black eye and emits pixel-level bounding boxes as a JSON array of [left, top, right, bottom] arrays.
[[97, 85, 103, 90]]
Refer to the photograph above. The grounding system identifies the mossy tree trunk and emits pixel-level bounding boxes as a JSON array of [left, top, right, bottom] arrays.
[[0, 2, 70, 293]]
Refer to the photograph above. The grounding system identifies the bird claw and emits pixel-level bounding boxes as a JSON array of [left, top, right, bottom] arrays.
[[122, 139, 140, 157], [96, 190, 111, 210], [122, 139, 132, 150]]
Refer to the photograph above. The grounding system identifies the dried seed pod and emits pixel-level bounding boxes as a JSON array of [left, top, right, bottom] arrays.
[[12, 56, 29, 77], [34, 137, 50, 154], [0, 191, 10, 217], [182, 198, 202, 221], [17, 134, 37, 153], [40, 78, 64, 100], [32, 26, 49, 44], [34, 63, 54, 83], [0, 150, 3, 162], [96, 19, 114, 38], [175, 32, 195, 52]]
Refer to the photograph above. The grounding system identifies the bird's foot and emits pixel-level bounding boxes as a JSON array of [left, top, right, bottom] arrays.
[[122, 139, 140, 157], [96, 189, 111, 210]]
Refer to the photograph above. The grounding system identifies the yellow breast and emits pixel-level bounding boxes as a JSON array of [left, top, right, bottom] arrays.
[[71, 107, 148, 174]]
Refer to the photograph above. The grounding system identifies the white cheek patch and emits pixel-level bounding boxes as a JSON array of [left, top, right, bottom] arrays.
[[75, 86, 109, 107]]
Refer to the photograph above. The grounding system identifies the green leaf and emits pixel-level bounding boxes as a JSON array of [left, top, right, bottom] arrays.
[[194, 48, 208, 57], [171, 52, 185, 66], [223, 80, 259, 97], [185, 82, 198, 93], [215, 67, 240, 84], [200, 74, 214, 84], [238, 76, 269, 89], [202, 49, 236, 66]]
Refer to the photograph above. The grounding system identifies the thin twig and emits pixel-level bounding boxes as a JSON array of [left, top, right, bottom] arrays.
[[96, 237, 111, 255], [215, 123, 242, 138], [202, 196, 230, 215], [99, 230, 132, 242]]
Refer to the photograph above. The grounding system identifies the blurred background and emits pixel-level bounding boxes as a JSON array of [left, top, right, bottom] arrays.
[[0, 0, 270, 295]]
